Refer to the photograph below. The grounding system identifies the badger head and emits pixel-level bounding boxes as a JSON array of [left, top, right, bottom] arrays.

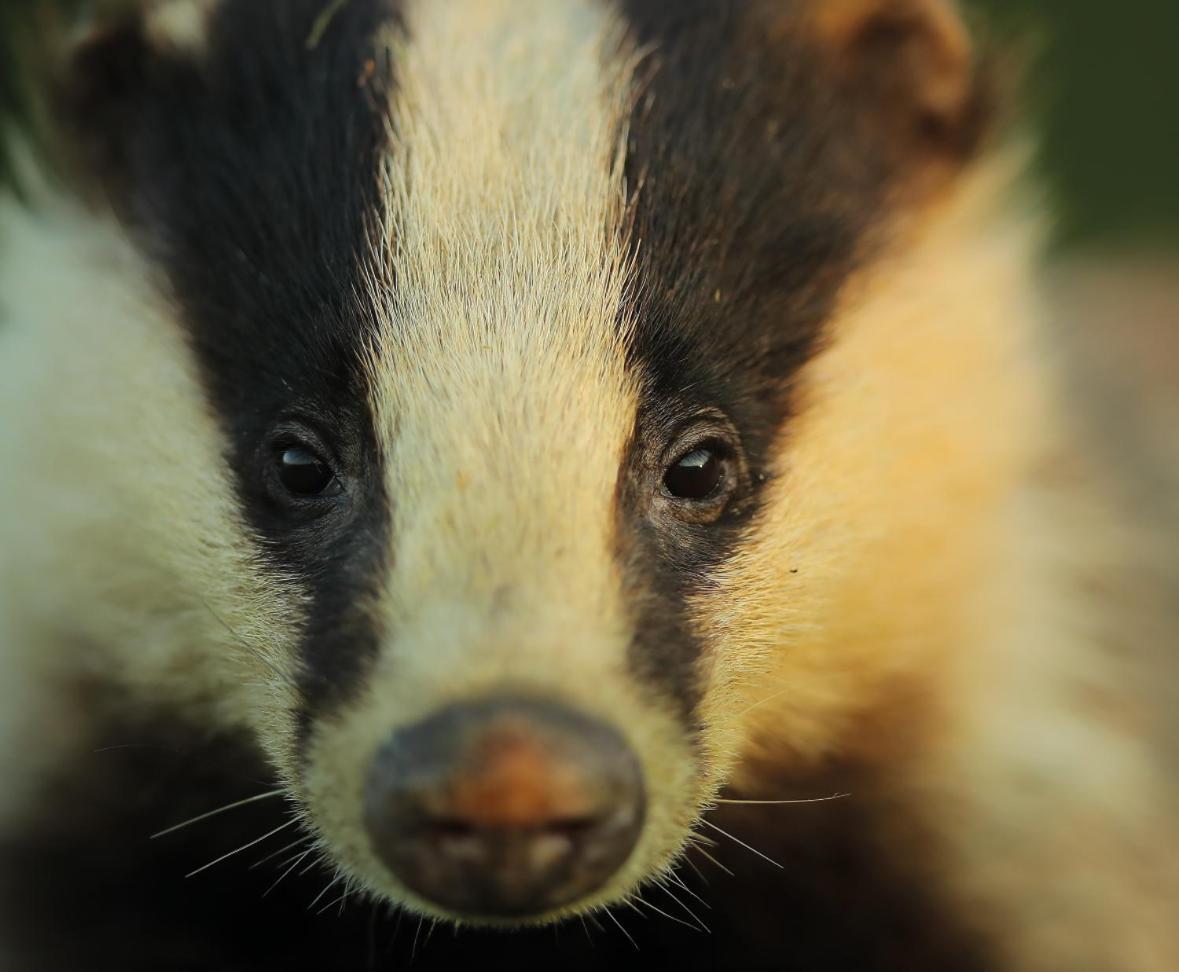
[[6, 0, 1037, 928]]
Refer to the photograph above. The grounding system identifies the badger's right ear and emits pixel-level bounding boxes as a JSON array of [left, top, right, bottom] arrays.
[[57, 12, 149, 196], [54, 1, 216, 198], [803, 0, 993, 173]]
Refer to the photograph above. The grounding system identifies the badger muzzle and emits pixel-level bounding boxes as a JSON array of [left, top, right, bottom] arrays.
[[362, 698, 645, 918]]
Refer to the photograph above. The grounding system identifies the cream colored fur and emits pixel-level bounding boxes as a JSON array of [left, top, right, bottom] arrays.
[[0, 187, 304, 826], [1, 0, 1174, 963], [144, 0, 216, 53], [300, 0, 704, 923]]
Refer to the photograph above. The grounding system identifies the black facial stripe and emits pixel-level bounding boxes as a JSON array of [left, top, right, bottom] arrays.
[[615, 0, 899, 720], [58, 0, 404, 738]]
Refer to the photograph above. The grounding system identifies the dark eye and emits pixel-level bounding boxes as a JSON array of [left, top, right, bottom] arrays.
[[664, 447, 724, 501], [277, 446, 340, 498]]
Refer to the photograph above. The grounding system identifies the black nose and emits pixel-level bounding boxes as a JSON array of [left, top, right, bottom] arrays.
[[363, 698, 645, 919]]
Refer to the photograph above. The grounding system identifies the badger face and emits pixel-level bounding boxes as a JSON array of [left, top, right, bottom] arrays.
[[31, 0, 996, 927]]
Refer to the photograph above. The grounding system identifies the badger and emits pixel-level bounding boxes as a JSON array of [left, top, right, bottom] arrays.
[[1, 0, 1176, 969]]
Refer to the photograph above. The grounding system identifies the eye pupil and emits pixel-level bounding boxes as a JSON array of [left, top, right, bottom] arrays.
[[664, 448, 723, 501], [278, 447, 336, 497]]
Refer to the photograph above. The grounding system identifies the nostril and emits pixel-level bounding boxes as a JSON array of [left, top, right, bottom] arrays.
[[429, 818, 479, 841], [364, 698, 645, 918], [544, 815, 600, 840]]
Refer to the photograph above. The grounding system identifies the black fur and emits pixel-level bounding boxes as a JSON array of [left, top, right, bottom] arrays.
[[22, 3, 1003, 966], [616, 0, 897, 721], [0, 704, 997, 971], [59, 0, 402, 732]]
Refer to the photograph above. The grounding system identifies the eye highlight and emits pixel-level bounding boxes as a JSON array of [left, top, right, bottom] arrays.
[[664, 447, 724, 501], [276, 445, 340, 498]]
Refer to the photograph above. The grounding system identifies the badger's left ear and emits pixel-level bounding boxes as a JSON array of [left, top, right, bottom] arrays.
[[806, 0, 991, 168]]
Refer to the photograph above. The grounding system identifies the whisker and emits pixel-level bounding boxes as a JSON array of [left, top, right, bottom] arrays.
[[263, 847, 317, 898], [186, 818, 298, 878], [665, 867, 711, 909], [316, 891, 350, 916], [714, 793, 849, 806], [687, 842, 734, 877], [250, 836, 311, 870], [272, 848, 316, 874], [682, 852, 710, 886], [410, 917, 425, 961], [734, 685, 793, 718], [699, 819, 783, 870], [308, 874, 343, 911], [579, 915, 595, 947], [152, 789, 285, 839], [632, 895, 702, 933], [314, 882, 354, 917], [386, 907, 406, 957], [299, 848, 328, 877], [602, 908, 638, 950]]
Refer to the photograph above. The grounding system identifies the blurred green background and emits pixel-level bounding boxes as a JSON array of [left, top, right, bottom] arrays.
[[2, 0, 1177, 249], [979, 0, 1179, 248]]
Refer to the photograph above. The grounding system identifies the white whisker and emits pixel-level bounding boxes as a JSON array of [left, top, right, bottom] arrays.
[[264, 847, 316, 898], [299, 847, 328, 877], [308, 874, 343, 911], [714, 793, 848, 806], [632, 895, 703, 933], [410, 916, 425, 961], [682, 852, 710, 886], [603, 908, 638, 950], [250, 836, 311, 870], [699, 819, 783, 869], [186, 818, 298, 878], [315, 882, 354, 917], [665, 867, 711, 909], [151, 789, 284, 839], [734, 685, 794, 718], [688, 842, 734, 877]]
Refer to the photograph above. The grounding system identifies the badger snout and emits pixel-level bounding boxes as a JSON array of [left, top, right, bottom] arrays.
[[363, 698, 645, 920]]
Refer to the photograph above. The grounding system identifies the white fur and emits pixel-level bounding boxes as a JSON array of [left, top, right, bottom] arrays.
[[299, 0, 705, 922], [2, 1, 1174, 961], [144, 0, 216, 53], [0, 190, 305, 827]]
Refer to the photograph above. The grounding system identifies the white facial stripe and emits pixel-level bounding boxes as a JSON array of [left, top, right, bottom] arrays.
[[302, 2, 707, 917], [368, 0, 639, 677]]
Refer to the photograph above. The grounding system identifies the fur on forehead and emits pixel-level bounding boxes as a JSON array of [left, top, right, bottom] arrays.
[[365, 0, 640, 613]]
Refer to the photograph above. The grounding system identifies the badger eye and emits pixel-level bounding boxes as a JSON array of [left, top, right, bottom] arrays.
[[277, 446, 339, 497], [664, 447, 724, 501]]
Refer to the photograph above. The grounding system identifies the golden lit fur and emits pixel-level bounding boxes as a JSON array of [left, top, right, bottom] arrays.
[[1, 0, 1175, 965], [694, 153, 1179, 968]]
